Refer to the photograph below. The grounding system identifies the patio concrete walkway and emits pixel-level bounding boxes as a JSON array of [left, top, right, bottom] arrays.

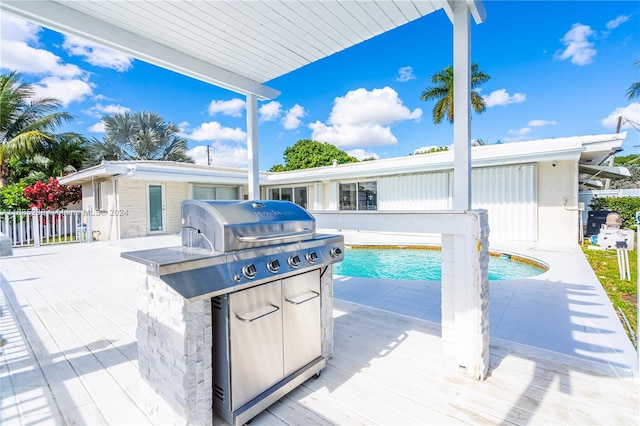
[[1, 235, 638, 425], [335, 240, 639, 371]]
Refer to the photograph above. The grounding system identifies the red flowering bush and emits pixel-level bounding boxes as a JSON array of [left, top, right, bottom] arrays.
[[23, 177, 82, 210]]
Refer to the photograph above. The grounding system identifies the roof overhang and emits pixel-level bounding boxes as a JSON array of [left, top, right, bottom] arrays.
[[265, 133, 622, 184], [58, 161, 253, 186], [579, 164, 631, 180], [0, 0, 486, 100]]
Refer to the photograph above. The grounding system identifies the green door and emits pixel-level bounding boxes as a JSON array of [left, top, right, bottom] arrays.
[[148, 184, 164, 232]]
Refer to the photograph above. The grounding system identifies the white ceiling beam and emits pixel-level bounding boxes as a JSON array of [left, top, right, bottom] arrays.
[[442, 0, 486, 24], [0, 0, 280, 100]]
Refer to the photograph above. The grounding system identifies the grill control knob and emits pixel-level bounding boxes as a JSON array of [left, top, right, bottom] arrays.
[[267, 259, 280, 273], [288, 255, 301, 268], [305, 251, 318, 264], [242, 264, 257, 279], [330, 247, 343, 258]]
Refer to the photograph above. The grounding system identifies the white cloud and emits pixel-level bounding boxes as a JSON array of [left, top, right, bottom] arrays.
[[396, 66, 416, 82], [308, 121, 397, 148], [528, 119, 557, 127], [555, 23, 596, 66], [0, 15, 94, 106], [508, 128, 533, 136], [185, 121, 247, 142], [329, 87, 422, 125], [0, 15, 80, 77], [1, 13, 40, 43], [88, 122, 105, 133], [32, 76, 93, 106], [177, 121, 190, 132], [260, 101, 282, 121], [347, 149, 379, 161], [606, 15, 630, 30], [62, 35, 133, 72], [600, 103, 640, 130], [482, 89, 526, 107], [187, 143, 248, 168], [207, 98, 246, 117], [307, 87, 420, 148], [83, 103, 130, 118], [282, 104, 305, 130], [502, 127, 535, 142]]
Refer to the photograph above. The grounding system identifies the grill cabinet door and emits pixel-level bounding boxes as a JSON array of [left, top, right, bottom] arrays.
[[282, 269, 321, 377], [229, 279, 283, 409]]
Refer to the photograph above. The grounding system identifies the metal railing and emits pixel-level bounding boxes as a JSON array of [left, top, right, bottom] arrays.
[[0, 208, 91, 247]]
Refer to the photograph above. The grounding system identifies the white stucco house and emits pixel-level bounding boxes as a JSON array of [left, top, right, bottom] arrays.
[[59, 132, 628, 245]]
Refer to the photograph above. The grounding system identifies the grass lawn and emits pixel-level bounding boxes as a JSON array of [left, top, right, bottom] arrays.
[[582, 244, 638, 347]]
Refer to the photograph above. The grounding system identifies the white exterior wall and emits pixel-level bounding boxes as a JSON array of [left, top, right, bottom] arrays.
[[471, 164, 537, 242], [81, 180, 115, 241], [118, 179, 147, 239], [116, 180, 188, 239], [165, 182, 188, 234], [538, 160, 579, 243], [378, 172, 451, 210]]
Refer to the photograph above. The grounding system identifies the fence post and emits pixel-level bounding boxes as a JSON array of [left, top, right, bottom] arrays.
[[31, 207, 41, 247]]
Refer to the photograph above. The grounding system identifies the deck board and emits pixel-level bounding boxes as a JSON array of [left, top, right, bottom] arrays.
[[1, 239, 638, 425]]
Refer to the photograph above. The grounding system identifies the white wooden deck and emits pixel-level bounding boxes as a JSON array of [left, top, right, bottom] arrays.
[[1, 237, 638, 425]]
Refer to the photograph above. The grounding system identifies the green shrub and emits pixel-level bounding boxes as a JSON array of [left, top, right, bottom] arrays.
[[589, 196, 640, 227], [0, 181, 30, 211]]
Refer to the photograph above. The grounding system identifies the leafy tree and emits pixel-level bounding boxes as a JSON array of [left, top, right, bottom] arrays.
[[269, 139, 358, 171], [22, 177, 81, 210], [414, 146, 449, 155], [627, 61, 640, 100], [0, 71, 80, 187], [87, 111, 193, 164], [0, 180, 31, 210], [420, 63, 491, 124], [9, 133, 88, 183], [610, 154, 640, 189]]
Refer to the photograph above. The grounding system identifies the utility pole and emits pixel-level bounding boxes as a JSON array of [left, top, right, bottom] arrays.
[[616, 115, 623, 133], [207, 146, 211, 166], [604, 116, 623, 189]]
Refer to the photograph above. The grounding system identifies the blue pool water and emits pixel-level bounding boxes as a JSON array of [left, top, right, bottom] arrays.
[[333, 248, 546, 281]]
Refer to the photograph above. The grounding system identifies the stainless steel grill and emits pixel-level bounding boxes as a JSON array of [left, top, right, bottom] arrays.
[[122, 199, 344, 426]]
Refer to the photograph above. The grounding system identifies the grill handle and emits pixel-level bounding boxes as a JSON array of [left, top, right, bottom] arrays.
[[285, 291, 320, 305], [236, 229, 314, 243], [235, 304, 280, 322]]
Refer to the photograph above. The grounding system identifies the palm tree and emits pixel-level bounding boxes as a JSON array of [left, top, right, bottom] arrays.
[[87, 111, 193, 164], [0, 71, 77, 187], [9, 133, 88, 184], [420, 63, 491, 125], [627, 61, 640, 100]]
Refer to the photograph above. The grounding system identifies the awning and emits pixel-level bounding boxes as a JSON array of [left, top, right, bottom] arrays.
[[578, 164, 631, 180]]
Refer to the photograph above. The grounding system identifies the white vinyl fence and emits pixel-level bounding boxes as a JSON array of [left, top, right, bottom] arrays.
[[0, 208, 92, 247]]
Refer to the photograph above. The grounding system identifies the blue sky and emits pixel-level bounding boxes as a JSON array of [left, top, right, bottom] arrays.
[[1, 1, 639, 170]]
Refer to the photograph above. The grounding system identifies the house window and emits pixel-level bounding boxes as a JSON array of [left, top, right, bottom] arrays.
[[267, 186, 308, 209], [193, 185, 238, 200], [340, 181, 377, 211], [93, 182, 104, 211]]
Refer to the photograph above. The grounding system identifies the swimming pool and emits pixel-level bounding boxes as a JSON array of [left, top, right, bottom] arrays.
[[333, 247, 547, 281]]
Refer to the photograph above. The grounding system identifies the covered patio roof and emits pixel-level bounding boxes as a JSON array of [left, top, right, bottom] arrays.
[[1, 0, 487, 204], [1, 0, 485, 99]]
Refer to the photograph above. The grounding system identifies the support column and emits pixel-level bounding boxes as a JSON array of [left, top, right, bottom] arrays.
[[136, 268, 213, 425], [246, 94, 260, 200], [452, 0, 471, 211], [441, 211, 490, 381]]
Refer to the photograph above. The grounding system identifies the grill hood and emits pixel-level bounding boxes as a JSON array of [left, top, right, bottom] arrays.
[[181, 200, 316, 252]]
